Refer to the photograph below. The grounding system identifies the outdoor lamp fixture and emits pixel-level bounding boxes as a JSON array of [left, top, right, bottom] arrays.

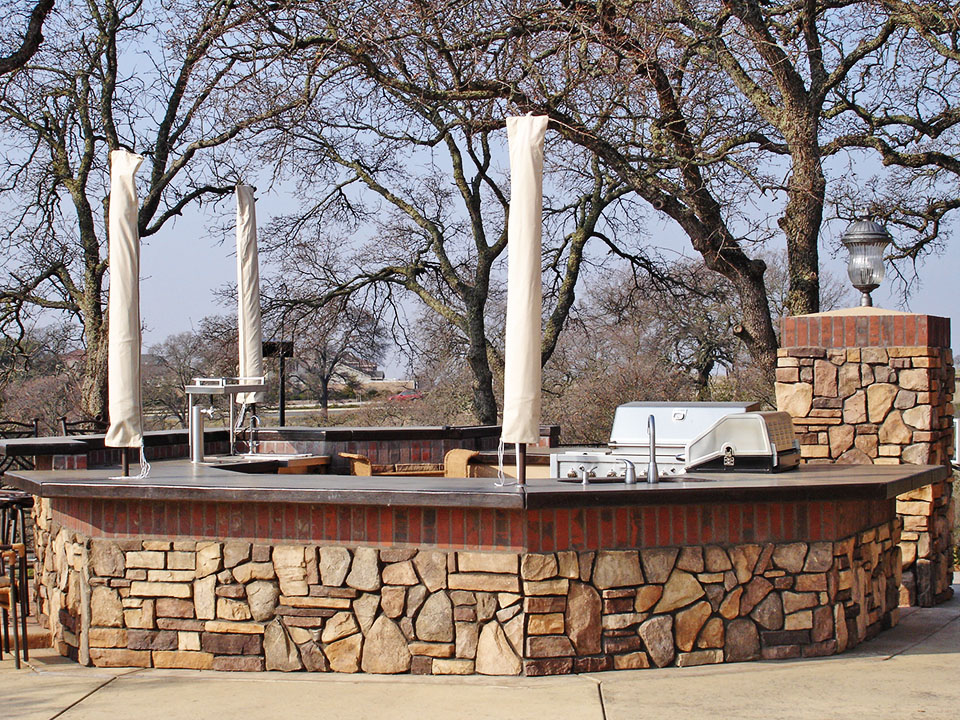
[[841, 220, 892, 307]]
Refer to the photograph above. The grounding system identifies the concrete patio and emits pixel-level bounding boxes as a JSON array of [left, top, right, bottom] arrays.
[[2, 578, 957, 720]]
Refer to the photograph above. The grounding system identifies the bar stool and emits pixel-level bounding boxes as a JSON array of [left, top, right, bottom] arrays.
[[0, 542, 25, 667], [0, 490, 31, 663]]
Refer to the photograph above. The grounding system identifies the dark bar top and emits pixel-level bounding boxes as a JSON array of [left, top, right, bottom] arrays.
[[4, 460, 949, 509]]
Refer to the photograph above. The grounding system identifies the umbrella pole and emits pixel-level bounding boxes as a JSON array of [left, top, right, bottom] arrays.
[[121, 447, 130, 477], [516, 443, 526, 487]]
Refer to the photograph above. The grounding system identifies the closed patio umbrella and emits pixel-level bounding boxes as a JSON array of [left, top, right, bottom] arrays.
[[500, 115, 548, 484], [104, 149, 147, 477], [235, 185, 264, 406]]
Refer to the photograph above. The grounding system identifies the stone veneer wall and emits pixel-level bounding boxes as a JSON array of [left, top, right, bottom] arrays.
[[775, 310, 954, 607], [34, 500, 901, 675]]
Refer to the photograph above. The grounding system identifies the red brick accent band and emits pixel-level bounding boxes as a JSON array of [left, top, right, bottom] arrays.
[[781, 313, 950, 349], [51, 496, 894, 551]]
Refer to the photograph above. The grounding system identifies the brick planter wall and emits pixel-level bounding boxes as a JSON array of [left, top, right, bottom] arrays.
[[33, 496, 901, 675], [775, 309, 955, 606]]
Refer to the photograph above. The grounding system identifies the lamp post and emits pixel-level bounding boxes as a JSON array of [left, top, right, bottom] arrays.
[[840, 220, 892, 307]]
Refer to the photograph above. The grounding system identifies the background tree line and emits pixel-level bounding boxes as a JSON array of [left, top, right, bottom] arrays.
[[0, 0, 956, 437]]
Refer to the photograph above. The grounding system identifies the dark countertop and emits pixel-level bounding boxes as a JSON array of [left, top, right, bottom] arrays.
[[4, 460, 949, 510]]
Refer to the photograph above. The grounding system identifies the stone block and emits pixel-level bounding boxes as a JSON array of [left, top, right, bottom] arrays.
[[203, 620, 264, 634], [676, 649, 723, 667], [90, 540, 126, 577], [525, 635, 575, 658], [126, 551, 165, 569], [724, 619, 760, 662], [842, 391, 867, 424], [782, 592, 818, 614], [382, 561, 419, 586], [675, 600, 712, 652], [457, 552, 518, 574], [784, 610, 814, 630], [407, 641, 455, 658], [676, 547, 704, 573], [475, 622, 522, 675], [523, 579, 569, 595], [416, 591, 454, 642], [776, 382, 813, 417], [520, 553, 558, 581], [528, 613, 564, 635], [211, 655, 265, 672], [432, 658, 475, 675], [156, 598, 194, 619], [634, 585, 663, 613], [814, 360, 838, 397], [638, 615, 674, 667], [828, 425, 854, 457], [127, 629, 178, 651], [867, 384, 898, 423], [414, 550, 448, 592], [89, 648, 152, 668], [654, 570, 704, 613], [88, 627, 128, 648], [899, 369, 931, 391], [195, 542, 222, 578], [232, 562, 276, 584], [152, 650, 213, 670], [166, 552, 196, 571], [147, 570, 195, 583], [524, 658, 574, 676], [448, 573, 520, 593], [222, 542, 251, 569], [613, 652, 651, 670]]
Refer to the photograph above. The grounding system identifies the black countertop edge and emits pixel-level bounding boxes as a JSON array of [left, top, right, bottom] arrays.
[[6, 476, 523, 509], [0, 425, 562, 457], [0, 429, 230, 456], [5, 464, 949, 510]]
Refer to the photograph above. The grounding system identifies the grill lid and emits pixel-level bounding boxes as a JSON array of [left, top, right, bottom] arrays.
[[608, 401, 761, 448]]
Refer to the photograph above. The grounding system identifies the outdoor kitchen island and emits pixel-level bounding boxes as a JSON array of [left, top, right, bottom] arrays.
[[7, 458, 949, 676]]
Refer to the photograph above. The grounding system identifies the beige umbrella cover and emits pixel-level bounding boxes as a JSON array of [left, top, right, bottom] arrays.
[[105, 149, 145, 449], [500, 115, 549, 444], [236, 185, 264, 404]]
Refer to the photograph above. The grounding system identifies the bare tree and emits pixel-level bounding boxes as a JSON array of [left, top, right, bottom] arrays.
[[0, 0, 54, 75], [263, 0, 960, 378], [142, 317, 236, 428], [255, 63, 646, 424], [263, 287, 389, 419], [0, 0, 316, 421]]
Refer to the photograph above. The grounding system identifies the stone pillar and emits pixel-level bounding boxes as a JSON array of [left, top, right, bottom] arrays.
[[775, 308, 955, 606]]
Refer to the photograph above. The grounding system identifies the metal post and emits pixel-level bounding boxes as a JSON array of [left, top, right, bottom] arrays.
[[279, 353, 286, 427], [516, 443, 526, 487], [190, 404, 205, 463], [229, 400, 236, 456], [121, 447, 130, 477]]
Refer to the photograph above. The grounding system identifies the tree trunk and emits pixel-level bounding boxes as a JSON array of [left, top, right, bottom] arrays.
[[464, 302, 498, 425], [779, 131, 825, 317], [320, 380, 330, 421], [81, 315, 109, 423]]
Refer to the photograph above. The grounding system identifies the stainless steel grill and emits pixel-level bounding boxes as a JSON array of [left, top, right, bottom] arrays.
[[550, 401, 761, 481]]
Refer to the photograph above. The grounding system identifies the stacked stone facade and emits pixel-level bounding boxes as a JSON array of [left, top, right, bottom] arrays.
[[34, 500, 901, 675], [775, 310, 955, 606]]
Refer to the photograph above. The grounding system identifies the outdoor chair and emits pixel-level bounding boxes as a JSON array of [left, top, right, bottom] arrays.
[[339, 449, 479, 478], [0, 542, 26, 668]]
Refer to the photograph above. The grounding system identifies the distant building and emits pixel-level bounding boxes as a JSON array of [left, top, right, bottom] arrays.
[[337, 354, 385, 383]]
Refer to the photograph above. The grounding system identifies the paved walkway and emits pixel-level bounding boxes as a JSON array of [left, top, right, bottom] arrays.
[[3, 585, 958, 720]]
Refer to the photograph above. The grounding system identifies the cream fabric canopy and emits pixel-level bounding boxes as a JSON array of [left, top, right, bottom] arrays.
[[105, 149, 145, 449], [500, 115, 549, 445], [236, 185, 265, 405]]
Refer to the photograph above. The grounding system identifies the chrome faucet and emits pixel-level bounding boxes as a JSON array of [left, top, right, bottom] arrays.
[[621, 458, 636, 485], [647, 414, 659, 484]]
